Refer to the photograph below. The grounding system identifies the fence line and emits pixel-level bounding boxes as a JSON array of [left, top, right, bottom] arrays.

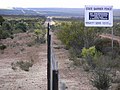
[[47, 23, 65, 90]]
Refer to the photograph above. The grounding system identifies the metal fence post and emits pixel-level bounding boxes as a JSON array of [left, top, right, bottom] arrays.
[[47, 23, 51, 90], [52, 70, 59, 90]]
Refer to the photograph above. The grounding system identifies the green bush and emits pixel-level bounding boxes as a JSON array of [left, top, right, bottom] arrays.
[[95, 38, 119, 55], [34, 29, 46, 44], [81, 46, 102, 69], [0, 44, 7, 50], [17, 61, 33, 71], [0, 15, 5, 25], [11, 60, 33, 71], [91, 69, 111, 90], [0, 30, 11, 39], [57, 21, 84, 50], [2, 21, 12, 31], [115, 83, 120, 90], [15, 22, 28, 32], [57, 21, 98, 58]]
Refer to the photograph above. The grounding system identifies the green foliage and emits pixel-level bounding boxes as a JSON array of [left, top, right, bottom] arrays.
[[17, 61, 33, 71], [91, 69, 111, 90], [15, 22, 28, 32], [34, 22, 42, 29], [58, 22, 81, 46], [34, 29, 46, 44], [114, 23, 120, 36], [0, 44, 7, 50], [0, 15, 5, 25], [81, 46, 102, 61], [84, 27, 98, 48], [57, 21, 84, 56], [57, 21, 98, 57], [81, 46, 102, 69], [81, 46, 96, 58], [95, 38, 120, 57], [0, 16, 45, 39], [11, 60, 33, 71], [34, 29, 42, 36], [0, 30, 11, 39], [0, 21, 13, 39], [34, 29, 42, 41], [2, 21, 12, 31]]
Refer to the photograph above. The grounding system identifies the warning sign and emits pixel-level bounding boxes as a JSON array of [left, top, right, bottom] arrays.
[[85, 5, 113, 27]]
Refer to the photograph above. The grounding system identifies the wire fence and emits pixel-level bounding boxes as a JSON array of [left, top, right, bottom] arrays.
[[47, 23, 66, 90]]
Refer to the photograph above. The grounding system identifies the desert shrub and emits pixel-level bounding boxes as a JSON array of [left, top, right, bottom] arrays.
[[91, 68, 111, 90], [95, 38, 120, 56], [57, 21, 84, 52], [34, 29, 46, 44], [0, 44, 7, 50], [27, 41, 35, 47], [115, 83, 120, 90], [15, 22, 28, 32], [0, 15, 5, 25], [11, 60, 33, 71], [83, 63, 90, 72], [0, 29, 11, 39], [81, 46, 102, 69], [114, 23, 120, 36], [17, 61, 33, 71], [108, 57, 120, 69], [69, 47, 84, 67], [90, 55, 120, 71], [57, 21, 98, 58], [2, 21, 12, 31]]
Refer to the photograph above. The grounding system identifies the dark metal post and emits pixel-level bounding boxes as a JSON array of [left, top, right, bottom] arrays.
[[52, 70, 59, 90], [111, 27, 114, 59], [47, 23, 50, 39], [47, 23, 51, 90]]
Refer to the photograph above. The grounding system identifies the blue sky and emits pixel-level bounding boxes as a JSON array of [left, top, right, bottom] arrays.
[[0, 0, 120, 9]]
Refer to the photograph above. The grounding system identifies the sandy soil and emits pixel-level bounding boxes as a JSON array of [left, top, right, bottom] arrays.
[[52, 33, 97, 90], [0, 33, 47, 90], [0, 32, 97, 90]]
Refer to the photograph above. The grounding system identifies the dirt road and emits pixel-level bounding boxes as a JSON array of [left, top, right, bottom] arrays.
[[0, 33, 47, 90], [52, 33, 96, 90], [0, 32, 96, 90]]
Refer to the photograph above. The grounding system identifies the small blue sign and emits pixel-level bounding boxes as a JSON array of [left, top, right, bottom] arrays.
[[89, 12, 109, 20]]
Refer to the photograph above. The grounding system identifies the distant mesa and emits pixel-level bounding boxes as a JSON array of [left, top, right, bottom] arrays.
[[0, 7, 120, 18]]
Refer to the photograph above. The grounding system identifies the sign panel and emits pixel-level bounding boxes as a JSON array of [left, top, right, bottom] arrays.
[[85, 5, 113, 27]]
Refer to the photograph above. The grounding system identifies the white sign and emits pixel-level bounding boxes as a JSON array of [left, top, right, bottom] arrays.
[[85, 5, 113, 27]]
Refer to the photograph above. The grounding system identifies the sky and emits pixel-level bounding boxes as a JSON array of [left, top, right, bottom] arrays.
[[0, 0, 120, 9]]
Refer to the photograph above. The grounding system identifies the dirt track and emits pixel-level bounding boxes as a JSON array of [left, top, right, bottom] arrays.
[[0, 32, 96, 90], [0, 33, 47, 90], [52, 33, 96, 90]]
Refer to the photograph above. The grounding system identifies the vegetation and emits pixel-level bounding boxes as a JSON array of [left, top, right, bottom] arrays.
[[15, 22, 28, 32], [57, 21, 97, 58], [81, 46, 102, 69], [0, 15, 5, 25], [34, 29, 46, 44], [0, 15, 46, 40], [95, 38, 120, 56], [56, 19, 120, 90], [0, 44, 7, 50], [11, 60, 33, 71], [91, 69, 111, 90], [1, 13, 120, 89]]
